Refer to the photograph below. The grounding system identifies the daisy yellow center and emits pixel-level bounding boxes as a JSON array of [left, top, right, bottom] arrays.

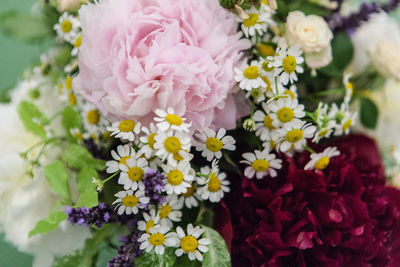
[[103, 131, 112, 139], [343, 119, 352, 131], [243, 13, 259, 27], [284, 89, 296, 99], [86, 109, 100, 125], [264, 114, 275, 130], [252, 159, 270, 171], [145, 220, 155, 234], [258, 43, 275, 57], [315, 156, 330, 170], [167, 170, 184, 186], [122, 195, 139, 207], [208, 173, 221, 192], [270, 139, 276, 150], [61, 20, 72, 33], [118, 120, 135, 132], [243, 66, 260, 79], [164, 137, 181, 154], [347, 82, 353, 96], [165, 114, 183, 126], [68, 93, 76, 106], [181, 236, 198, 252], [262, 61, 274, 72], [148, 133, 157, 149], [286, 129, 303, 143], [277, 107, 294, 123], [73, 132, 83, 140], [159, 205, 172, 219], [261, 76, 273, 92], [149, 233, 166, 246], [182, 184, 194, 197], [65, 76, 73, 90], [128, 167, 144, 182], [119, 156, 131, 166], [173, 152, 184, 161], [205, 137, 223, 152], [74, 35, 82, 48], [282, 56, 297, 74], [262, 0, 269, 4]]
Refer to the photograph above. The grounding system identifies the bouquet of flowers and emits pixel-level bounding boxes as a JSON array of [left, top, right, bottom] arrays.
[[1, 0, 400, 266]]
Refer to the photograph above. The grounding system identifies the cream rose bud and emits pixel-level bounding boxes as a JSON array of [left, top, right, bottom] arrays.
[[57, 0, 82, 12], [372, 41, 400, 80]]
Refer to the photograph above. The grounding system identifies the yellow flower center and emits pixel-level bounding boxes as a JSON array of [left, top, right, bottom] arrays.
[[118, 156, 131, 166], [61, 20, 72, 33], [122, 195, 139, 207], [182, 184, 195, 197], [73, 132, 83, 140], [145, 220, 155, 234], [173, 152, 184, 161], [270, 139, 277, 150], [118, 120, 135, 132], [86, 109, 100, 125], [149, 233, 166, 246], [208, 173, 221, 192], [103, 131, 112, 139], [342, 119, 352, 131], [282, 56, 297, 74], [314, 156, 330, 170], [284, 89, 296, 99], [65, 76, 73, 90], [252, 159, 270, 172], [165, 114, 183, 126], [264, 114, 275, 130], [148, 133, 157, 149], [277, 107, 294, 123], [205, 137, 223, 152], [346, 82, 353, 96], [258, 43, 275, 57], [128, 167, 144, 182], [243, 66, 260, 79], [68, 93, 76, 106], [159, 205, 172, 219], [262, 61, 274, 72], [286, 129, 303, 143], [243, 13, 259, 27], [74, 35, 82, 48], [181, 236, 198, 252], [167, 170, 184, 186], [251, 88, 263, 98], [164, 136, 181, 154]]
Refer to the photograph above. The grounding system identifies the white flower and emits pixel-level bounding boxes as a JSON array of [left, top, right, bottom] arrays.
[[81, 102, 108, 135], [313, 120, 335, 143], [177, 183, 200, 209], [118, 157, 148, 191], [154, 130, 191, 167], [138, 123, 158, 159], [241, 7, 274, 37], [270, 46, 304, 85], [240, 148, 282, 179], [162, 161, 194, 195], [57, 0, 81, 12], [195, 128, 236, 161], [113, 190, 149, 215], [197, 160, 230, 203], [234, 61, 267, 91], [268, 96, 305, 127], [139, 224, 176, 255], [171, 224, 210, 262], [71, 34, 82, 57], [70, 127, 84, 143], [272, 120, 316, 152], [253, 102, 276, 141], [53, 13, 80, 44], [304, 147, 340, 171], [106, 144, 136, 173], [329, 104, 356, 136], [158, 195, 183, 228], [343, 73, 353, 105], [154, 108, 191, 133], [373, 41, 400, 80], [138, 209, 161, 234], [107, 119, 141, 142]]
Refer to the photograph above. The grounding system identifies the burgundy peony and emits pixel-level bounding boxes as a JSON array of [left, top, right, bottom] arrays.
[[218, 135, 400, 267]]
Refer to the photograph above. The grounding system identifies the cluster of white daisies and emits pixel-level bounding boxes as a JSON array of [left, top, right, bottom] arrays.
[[103, 108, 236, 260]]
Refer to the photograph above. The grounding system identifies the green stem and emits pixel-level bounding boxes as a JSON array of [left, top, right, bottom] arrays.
[[196, 172, 210, 178], [103, 170, 121, 183], [45, 111, 63, 125], [275, 76, 279, 95], [311, 88, 345, 97], [303, 145, 316, 154]]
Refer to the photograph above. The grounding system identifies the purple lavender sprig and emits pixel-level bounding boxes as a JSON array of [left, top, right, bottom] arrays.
[[143, 168, 166, 205], [66, 202, 116, 228], [108, 231, 142, 267]]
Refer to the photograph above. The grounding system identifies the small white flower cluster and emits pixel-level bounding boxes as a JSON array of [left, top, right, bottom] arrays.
[[54, 13, 82, 55], [239, 1, 276, 39], [104, 107, 237, 260]]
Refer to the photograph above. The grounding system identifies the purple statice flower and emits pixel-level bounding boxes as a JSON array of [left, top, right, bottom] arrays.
[[108, 231, 142, 267], [66, 202, 116, 228], [143, 168, 166, 205]]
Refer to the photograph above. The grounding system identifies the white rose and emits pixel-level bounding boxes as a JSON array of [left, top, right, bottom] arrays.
[[373, 41, 400, 80], [57, 0, 82, 12]]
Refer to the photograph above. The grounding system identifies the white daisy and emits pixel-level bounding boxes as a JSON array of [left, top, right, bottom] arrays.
[[197, 160, 230, 203], [269, 96, 305, 127], [154, 107, 191, 133], [246, 86, 267, 104], [53, 13, 80, 43], [158, 195, 183, 228], [195, 128, 236, 161], [270, 46, 304, 85], [343, 73, 353, 105], [107, 119, 141, 142], [138, 123, 158, 159], [70, 127, 84, 143], [177, 183, 200, 209], [106, 144, 136, 174], [253, 102, 276, 141], [171, 224, 210, 262], [113, 190, 149, 215], [162, 161, 194, 195], [272, 120, 316, 153], [241, 7, 274, 37], [154, 130, 191, 166], [118, 157, 148, 191], [328, 103, 356, 136], [234, 61, 267, 91], [304, 146, 340, 171], [138, 224, 176, 255], [71, 34, 82, 57], [138, 209, 160, 234], [81, 102, 108, 135], [240, 148, 282, 179]]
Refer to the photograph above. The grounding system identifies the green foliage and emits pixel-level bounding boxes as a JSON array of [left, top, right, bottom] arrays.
[[276, 0, 331, 17], [135, 247, 176, 267], [0, 85, 12, 103], [201, 225, 231, 267], [219, 0, 238, 9], [63, 144, 106, 171], [75, 167, 98, 208], [0, 11, 51, 42], [174, 256, 201, 267], [61, 106, 83, 142], [29, 206, 67, 237], [44, 160, 71, 203], [359, 96, 379, 129], [197, 206, 214, 228], [17, 101, 48, 139]]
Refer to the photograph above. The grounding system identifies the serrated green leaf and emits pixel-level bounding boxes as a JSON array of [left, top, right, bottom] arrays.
[[135, 247, 176, 267], [360, 96, 379, 129], [29, 208, 67, 237], [61, 106, 83, 142], [63, 144, 105, 171], [17, 101, 47, 139], [201, 225, 231, 267], [44, 160, 71, 203], [75, 167, 98, 207]]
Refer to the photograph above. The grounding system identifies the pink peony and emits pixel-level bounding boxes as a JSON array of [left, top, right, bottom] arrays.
[[73, 0, 251, 130]]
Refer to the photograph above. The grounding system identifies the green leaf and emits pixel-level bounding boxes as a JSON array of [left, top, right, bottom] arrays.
[[135, 247, 176, 267], [201, 225, 231, 267], [17, 101, 47, 139], [174, 256, 201, 267], [44, 160, 71, 203], [360, 97, 379, 129], [0, 11, 51, 42], [29, 207, 67, 237], [197, 206, 214, 228], [63, 144, 105, 171], [61, 106, 83, 142], [75, 167, 99, 208]]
